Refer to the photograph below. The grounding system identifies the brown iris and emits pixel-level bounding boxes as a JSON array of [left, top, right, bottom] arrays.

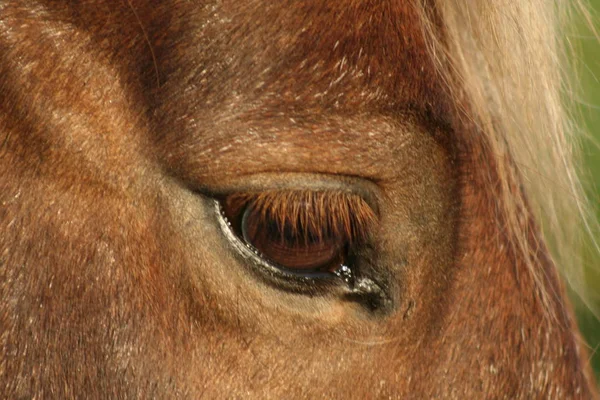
[[221, 190, 376, 273]]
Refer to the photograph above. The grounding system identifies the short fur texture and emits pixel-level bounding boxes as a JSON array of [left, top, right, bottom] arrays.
[[0, 1, 597, 398]]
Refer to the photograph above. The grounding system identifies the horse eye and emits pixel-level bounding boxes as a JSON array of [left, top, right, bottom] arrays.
[[218, 191, 376, 276], [239, 201, 346, 272]]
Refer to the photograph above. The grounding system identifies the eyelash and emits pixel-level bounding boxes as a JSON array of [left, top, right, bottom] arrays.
[[217, 190, 377, 283]]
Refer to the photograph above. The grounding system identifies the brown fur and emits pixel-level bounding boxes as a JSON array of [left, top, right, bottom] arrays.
[[0, 1, 597, 399]]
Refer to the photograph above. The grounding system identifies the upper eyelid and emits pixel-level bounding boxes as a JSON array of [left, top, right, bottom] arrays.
[[197, 172, 383, 216]]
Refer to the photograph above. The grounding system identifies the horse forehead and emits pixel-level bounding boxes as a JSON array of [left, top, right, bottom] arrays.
[[157, 1, 441, 114], [146, 1, 447, 184]]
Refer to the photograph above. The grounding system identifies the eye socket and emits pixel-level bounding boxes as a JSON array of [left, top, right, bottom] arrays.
[[219, 190, 376, 275]]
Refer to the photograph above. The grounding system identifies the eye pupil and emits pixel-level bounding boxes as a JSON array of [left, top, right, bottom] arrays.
[[241, 203, 344, 271]]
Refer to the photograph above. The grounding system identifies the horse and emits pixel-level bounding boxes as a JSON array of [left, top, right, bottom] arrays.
[[0, 0, 598, 398]]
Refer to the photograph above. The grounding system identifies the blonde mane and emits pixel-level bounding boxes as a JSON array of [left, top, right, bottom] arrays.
[[415, 1, 599, 319]]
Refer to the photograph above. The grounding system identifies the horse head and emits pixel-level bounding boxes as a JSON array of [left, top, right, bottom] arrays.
[[0, 1, 597, 398]]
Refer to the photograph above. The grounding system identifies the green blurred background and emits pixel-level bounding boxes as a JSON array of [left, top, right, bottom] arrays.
[[574, 0, 600, 381]]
